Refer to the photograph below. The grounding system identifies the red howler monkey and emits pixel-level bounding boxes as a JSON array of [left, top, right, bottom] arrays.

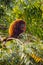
[[9, 19, 26, 38]]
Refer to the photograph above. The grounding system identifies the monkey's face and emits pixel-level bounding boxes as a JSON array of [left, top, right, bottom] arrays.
[[20, 23, 26, 32]]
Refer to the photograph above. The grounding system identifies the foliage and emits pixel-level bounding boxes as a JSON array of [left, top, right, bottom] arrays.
[[0, 0, 43, 65], [0, 38, 43, 65]]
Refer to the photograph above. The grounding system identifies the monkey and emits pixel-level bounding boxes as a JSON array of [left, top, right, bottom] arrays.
[[9, 19, 26, 38], [2, 19, 26, 42]]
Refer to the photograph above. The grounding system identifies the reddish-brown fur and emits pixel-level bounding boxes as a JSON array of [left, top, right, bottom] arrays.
[[9, 19, 26, 38]]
